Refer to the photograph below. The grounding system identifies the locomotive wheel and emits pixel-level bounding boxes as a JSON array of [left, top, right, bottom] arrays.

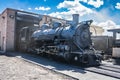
[[82, 54, 89, 64], [63, 53, 72, 63]]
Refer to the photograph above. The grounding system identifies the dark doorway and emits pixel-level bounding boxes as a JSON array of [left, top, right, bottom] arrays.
[[15, 11, 41, 51]]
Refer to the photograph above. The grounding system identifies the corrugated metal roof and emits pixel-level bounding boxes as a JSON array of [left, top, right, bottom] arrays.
[[108, 29, 120, 33]]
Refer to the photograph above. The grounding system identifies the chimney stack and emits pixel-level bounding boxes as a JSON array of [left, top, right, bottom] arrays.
[[72, 14, 79, 26]]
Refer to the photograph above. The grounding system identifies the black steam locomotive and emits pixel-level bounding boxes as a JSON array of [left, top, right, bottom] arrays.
[[19, 15, 101, 66]]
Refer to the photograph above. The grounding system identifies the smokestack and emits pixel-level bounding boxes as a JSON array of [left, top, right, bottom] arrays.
[[72, 14, 79, 26]]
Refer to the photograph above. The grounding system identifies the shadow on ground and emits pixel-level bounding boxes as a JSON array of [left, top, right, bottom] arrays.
[[2, 51, 86, 74]]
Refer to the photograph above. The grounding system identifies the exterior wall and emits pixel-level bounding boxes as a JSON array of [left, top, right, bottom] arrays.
[[92, 36, 113, 54], [90, 25, 104, 36], [6, 9, 16, 51], [0, 10, 7, 51], [39, 15, 66, 27], [112, 48, 120, 58], [0, 9, 15, 52], [39, 16, 52, 26]]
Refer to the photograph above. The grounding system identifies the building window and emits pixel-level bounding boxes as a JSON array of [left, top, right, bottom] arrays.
[[2, 16, 5, 19]]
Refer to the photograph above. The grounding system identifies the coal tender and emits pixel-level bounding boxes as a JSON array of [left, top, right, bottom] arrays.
[[31, 14, 102, 66]]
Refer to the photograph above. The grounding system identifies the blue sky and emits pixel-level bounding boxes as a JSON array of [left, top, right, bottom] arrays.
[[0, 0, 120, 32]]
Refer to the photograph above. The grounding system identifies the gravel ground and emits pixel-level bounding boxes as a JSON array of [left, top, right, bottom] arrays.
[[0, 55, 75, 80]]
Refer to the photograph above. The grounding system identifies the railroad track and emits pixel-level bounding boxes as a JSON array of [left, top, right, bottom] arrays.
[[102, 64, 120, 70], [4, 52, 120, 80], [86, 65, 120, 79], [69, 62, 120, 79]]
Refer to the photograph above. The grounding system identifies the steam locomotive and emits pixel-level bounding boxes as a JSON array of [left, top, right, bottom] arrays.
[[19, 14, 102, 66]]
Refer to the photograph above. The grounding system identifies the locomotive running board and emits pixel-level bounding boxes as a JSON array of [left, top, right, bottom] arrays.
[[70, 52, 83, 54]]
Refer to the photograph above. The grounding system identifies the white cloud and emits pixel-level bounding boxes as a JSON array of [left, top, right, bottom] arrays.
[[19, 8, 24, 11], [94, 20, 120, 36], [79, 0, 87, 3], [80, 0, 104, 8], [98, 20, 120, 29], [88, 0, 104, 8], [50, 0, 104, 20], [49, 0, 93, 20], [115, 2, 120, 9], [28, 8, 32, 10], [49, 11, 71, 19], [48, 0, 120, 36], [35, 6, 51, 11]]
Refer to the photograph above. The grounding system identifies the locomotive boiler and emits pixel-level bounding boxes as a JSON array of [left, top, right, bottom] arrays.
[[19, 14, 101, 66]]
